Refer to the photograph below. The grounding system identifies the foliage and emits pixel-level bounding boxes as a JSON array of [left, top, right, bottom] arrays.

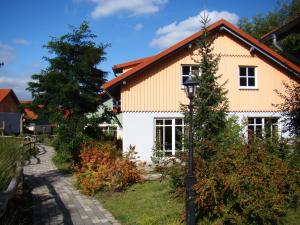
[[186, 16, 228, 141], [26, 21, 110, 161], [238, 0, 300, 60], [97, 181, 184, 225], [74, 143, 143, 195], [0, 138, 21, 191], [275, 82, 300, 136], [194, 142, 300, 225]]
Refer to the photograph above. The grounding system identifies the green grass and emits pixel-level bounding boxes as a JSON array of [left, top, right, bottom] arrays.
[[97, 180, 184, 225], [0, 137, 22, 191]]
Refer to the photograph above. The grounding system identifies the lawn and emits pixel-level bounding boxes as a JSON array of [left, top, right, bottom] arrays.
[[97, 180, 184, 225]]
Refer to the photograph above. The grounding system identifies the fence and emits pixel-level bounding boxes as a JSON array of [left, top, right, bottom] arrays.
[[0, 136, 38, 218]]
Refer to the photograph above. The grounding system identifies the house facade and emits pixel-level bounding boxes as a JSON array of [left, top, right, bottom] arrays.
[[103, 19, 300, 161], [0, 89, 22, 134]]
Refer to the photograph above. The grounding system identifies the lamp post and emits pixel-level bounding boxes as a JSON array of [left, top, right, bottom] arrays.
[[183, 73, 197, 225]]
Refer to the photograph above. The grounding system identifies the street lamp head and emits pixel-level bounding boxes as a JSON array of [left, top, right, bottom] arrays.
[[183, 73, 197, 99]]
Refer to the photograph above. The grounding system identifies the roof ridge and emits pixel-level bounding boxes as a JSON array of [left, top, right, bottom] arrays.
[[103, 19, 300, 91]]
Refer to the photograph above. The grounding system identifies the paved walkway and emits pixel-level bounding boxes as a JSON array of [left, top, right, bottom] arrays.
[[24, 144, 121, 225]]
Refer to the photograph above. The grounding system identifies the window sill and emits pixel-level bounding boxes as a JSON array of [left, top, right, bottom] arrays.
[[239, 87, 259, 90]]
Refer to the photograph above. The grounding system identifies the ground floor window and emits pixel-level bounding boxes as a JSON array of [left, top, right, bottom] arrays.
[[154, 118, 184, 156], [247, 117, 279, 140]]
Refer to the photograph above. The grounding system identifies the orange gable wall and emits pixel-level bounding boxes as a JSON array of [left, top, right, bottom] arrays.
[[0, 94, 19, 112], [121, 33, 299, 112]]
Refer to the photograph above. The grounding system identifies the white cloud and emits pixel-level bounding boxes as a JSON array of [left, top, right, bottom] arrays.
[[13, 39, 30, 45], [0, 75, 30, 99], [88, 0, 168, 19], [0, 43, 15, 64], [134, 23, 144, 31], [149, 10, 239, 49]]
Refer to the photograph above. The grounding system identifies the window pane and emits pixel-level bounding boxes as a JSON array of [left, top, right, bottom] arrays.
[[156, 120, 163, 125], [165, 126, 172, 150], [175, 119, 183, 125], [165, 120, 172, 125], [256, 125, 263, 138], [182, 66, 190, 75], [175, 126, 183, 150], [155, 126, 163, 150], [240, 77, 247, 86], [248, 67, 255, 76], [248, 118, 254, 124], [182, 76, 189, 84], [248, 78, 255, 86], [240, 67, 246, 76], [192, 66, 199, 76], [256, 118, 262, 124]]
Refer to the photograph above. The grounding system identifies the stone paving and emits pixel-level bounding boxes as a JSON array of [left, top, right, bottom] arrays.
[[24, 144, 121, 225]]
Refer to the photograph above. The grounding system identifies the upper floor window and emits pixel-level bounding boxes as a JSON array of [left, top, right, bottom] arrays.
[[239, 66, 257, 88], [182, 65, 200, 84]]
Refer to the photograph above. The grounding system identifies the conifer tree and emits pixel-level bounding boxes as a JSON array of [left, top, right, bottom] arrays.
[[187, 16, 228, 142]]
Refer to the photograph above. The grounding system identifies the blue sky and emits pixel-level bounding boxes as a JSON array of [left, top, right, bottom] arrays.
[[0, 0, 279, 99]]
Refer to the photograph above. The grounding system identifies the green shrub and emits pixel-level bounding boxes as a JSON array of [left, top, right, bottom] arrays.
[[74, 142, 143, 195], [194, 142, 300, 225]]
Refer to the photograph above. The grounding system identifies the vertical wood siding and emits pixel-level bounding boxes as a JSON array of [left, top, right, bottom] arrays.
[[121, 33, 298, 112]]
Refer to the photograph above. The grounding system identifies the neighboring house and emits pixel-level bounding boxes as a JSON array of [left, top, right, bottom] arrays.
[[20, 100, 52, 134], [0, 89, 22, 134], [103, 19, 300, 161], [261, 14, 300, 64], [87, 93, 123, 140]]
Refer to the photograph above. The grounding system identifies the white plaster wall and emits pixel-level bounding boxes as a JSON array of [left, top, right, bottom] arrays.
[[122, 112, 184, 161], [123, 111, 290, 161]]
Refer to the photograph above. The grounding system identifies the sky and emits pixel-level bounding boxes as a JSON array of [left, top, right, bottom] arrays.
[[0, 0, 279, 100]]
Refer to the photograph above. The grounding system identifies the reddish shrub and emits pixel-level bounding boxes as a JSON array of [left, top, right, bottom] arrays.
[[73, 143, 143, 195]]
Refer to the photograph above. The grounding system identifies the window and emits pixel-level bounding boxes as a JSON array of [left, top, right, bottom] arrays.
[[154, 118, 185, 156], [182, 65, 200, 84], [239, 66, 257, 88], [248, 117, 279, 140]]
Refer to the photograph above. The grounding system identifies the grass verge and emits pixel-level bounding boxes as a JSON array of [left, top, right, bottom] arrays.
[[0, 137, 21, 191], [97, 180, 184, 225]]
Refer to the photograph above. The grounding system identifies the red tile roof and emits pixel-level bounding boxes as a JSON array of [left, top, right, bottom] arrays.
[[112, 56, 154, 72], [103, 19, 300, 91], [0, 89, 19, 104]]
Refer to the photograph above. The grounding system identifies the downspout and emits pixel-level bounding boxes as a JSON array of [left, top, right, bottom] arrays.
[[272, 34, 283, 51]]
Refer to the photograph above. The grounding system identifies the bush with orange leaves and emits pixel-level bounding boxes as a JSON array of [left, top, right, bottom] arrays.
[[73, 142, 143, 195]]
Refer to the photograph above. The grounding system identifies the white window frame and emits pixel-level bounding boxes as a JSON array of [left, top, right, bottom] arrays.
[[239, 66, 258, 89], [181, 64, 200, 86], [247, 117, 279, 140], [154, 118, 185, 156]]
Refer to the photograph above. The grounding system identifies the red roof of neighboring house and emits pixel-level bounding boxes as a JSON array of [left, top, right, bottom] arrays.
[[103, 19, 300, 91], [0, 89, 19, 104], [112, 56, 154, 72], [261, 14, 300, 41], [20, 100, 38, 120]]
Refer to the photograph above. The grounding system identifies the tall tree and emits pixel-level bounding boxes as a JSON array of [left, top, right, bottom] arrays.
[[275, 82, 300, 136], [27, 21, 109, 152], [187, 16, 228, 142], [238, 0, 300, 60]]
